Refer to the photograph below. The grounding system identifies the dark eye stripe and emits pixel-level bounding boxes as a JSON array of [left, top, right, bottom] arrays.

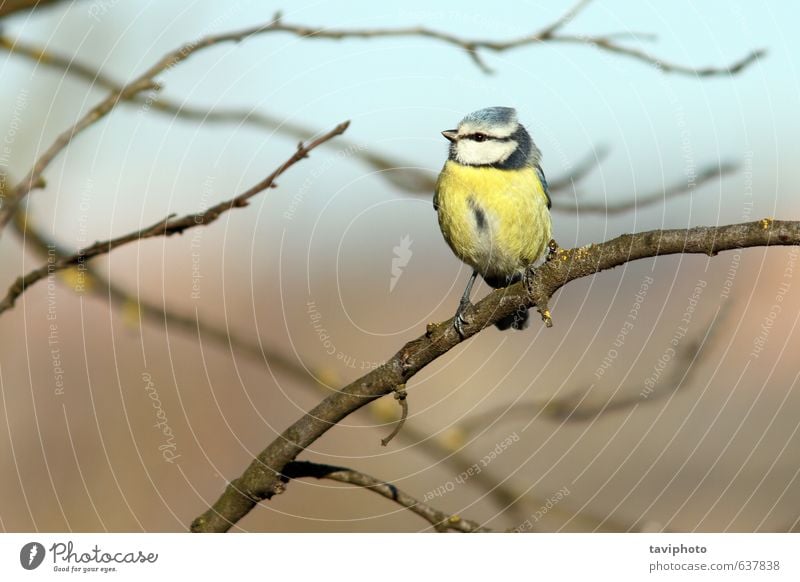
[[464, 133, 511, 142]]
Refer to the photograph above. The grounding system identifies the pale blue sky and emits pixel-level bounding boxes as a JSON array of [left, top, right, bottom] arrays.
[[2, 0, 798, 265]]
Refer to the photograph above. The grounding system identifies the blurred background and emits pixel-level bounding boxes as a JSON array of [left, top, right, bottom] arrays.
[[0, 0, 798, 532]]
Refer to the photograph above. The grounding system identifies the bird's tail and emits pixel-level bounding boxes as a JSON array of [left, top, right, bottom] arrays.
[[484, 272, 530, 331], [495, 309, 530, 331]]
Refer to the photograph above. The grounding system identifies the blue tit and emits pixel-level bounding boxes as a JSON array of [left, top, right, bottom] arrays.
[[433, 106, 552, 335]]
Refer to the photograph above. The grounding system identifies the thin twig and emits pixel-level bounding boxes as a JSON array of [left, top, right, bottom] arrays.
[[0, 34, 432, 194], [281, 461, 489, 532], [380, 385, 409, 447], [0, 23, 754, 202], [552, 35, 765, 77], [0, 15, 292, 237], [0, 121, 349, 315], [551, 161, 738, 214], [547, 145, 610, 194], [260, 13, 764, 77], [191, 218, 800, 532], [537, 0, 594, 39]]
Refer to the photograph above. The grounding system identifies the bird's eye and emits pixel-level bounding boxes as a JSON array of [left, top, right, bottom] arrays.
[[472, 133, 488, 142]]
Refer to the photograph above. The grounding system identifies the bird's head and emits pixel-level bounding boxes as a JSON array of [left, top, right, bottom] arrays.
[[442, 106, 538, 168]]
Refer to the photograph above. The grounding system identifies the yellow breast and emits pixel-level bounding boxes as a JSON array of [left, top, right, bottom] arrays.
[[435, 161, 551, 279]]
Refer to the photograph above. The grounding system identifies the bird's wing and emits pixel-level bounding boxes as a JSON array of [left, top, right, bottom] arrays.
[[536, 164, 552, 209]]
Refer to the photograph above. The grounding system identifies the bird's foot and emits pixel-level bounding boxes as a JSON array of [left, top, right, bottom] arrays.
[[453, 300, 472, 338]]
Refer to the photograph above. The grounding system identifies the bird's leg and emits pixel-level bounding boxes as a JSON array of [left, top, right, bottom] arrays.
[[454, 270, 478, 338], [547, 238, 559, 261]]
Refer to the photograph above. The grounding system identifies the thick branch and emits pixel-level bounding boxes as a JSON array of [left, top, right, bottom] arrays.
[[10, 207, 534, 524], [190, 218, 800, 532], [0, 122, 349, 316], [282, 461, 488, 532]]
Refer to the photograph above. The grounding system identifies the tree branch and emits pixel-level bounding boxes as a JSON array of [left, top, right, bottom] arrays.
[[281, 461, 489, 532], [551, 162, 739, 214], [0, 14, 297, 238], [536, 0, 594, 38], [547, 145, 610, 194], [261, 9, 763, 77], [1, 31, 440, 195], [190, 218, 800, 532], [10, 206, 536, 525], [0, 121, 349, 316], [0, 34, 651, 201], [0, 5, 756, 202]]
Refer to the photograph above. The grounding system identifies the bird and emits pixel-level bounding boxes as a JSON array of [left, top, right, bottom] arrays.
[[433, 106, 552, 335]]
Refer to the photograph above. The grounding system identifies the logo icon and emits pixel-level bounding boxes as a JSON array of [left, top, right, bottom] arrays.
[[390, 235, 413, 292], [20, 542, 45, 570]]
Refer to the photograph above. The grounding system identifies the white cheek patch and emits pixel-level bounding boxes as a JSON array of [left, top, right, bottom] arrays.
[[456, 139, 518, 165]]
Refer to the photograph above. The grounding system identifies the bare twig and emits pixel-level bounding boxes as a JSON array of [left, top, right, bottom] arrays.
[[0, 34, 434, 194], [191, 218, 800, 532], [553, 36, 764, 77], [551, 162, 739, 214], [380, 385, 409, 447], [536, 0, 593, 39], [281, 461, 489, 532], [0, 33, 617, 198], [0, 121, 349, 315], [261, 12, 764, 77], [0, 16, 754, 203], [547, 145, 610, 194], [0, 15, 296, 237]]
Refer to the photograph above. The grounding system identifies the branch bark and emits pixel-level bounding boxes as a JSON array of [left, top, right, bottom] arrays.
[[190, 218, 800, 532]]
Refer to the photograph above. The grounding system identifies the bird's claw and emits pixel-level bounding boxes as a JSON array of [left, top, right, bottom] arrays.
[[454, 313, 468, 338], [453, 302, 471, 338]]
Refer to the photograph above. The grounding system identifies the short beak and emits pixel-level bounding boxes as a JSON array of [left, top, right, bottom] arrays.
[[441, 130, 458, 142]]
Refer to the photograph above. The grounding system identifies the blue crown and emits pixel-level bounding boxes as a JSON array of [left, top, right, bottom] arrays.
[[460, 106, 518, 127]]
